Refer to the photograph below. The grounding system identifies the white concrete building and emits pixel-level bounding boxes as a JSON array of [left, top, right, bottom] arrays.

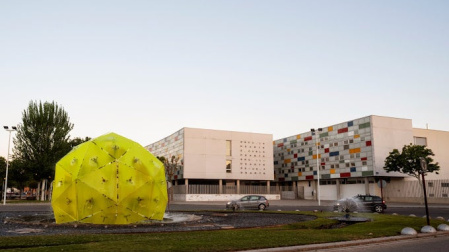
[[145, 128, 277, 201]]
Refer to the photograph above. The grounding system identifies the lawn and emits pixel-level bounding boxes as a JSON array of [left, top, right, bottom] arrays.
[[0, 211, 445, 252]]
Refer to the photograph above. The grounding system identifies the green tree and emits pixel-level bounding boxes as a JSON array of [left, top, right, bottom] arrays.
[[0, 156, 6, 193], [69, 137, 91, 148], [8, 158, 32, 197], [384, 144, 440, 179], [13, 101, 74, 184], [0, 156, 5, 177]]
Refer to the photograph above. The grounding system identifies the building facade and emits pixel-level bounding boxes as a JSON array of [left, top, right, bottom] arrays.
[[273, 115, 449, 203], [145, 128, 276, 201]]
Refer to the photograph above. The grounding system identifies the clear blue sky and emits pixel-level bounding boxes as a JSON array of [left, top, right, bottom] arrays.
[[1, 1, 448, 157]]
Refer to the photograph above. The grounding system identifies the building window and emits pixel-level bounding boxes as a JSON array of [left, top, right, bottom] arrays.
[[226, 160, 232, 173], [442, 183, 449, 187], [414, 137, 427, 146], [226, 140, 231, 156]]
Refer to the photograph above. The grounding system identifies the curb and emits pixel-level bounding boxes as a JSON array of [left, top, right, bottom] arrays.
[[242, 231, 449, 252]]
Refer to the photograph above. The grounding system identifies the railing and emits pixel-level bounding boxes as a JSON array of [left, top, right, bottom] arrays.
[[384, 179, 449, 198], [172, 184, 279, 195]]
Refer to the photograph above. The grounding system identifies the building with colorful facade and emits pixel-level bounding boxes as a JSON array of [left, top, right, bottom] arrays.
[[273, 115, 449, 203]]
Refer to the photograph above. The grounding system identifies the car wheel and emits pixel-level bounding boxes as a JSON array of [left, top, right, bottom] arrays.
[[374, 205, 384, 213], [232, 204, 239, 212], [258, 204, 266, 210]]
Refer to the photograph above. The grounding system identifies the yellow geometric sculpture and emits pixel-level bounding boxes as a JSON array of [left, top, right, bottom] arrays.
[[51, 132, 167, 224]]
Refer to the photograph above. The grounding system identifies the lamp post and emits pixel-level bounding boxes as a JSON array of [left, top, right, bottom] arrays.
[[3, 126, 17, 205], [419, 157, 430, 226], [311, 128, 322, 206]]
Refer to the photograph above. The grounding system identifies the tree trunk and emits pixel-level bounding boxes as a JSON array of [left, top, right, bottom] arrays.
[[48, 181, 53, 202], [36, 182, 41, 201], [40, 179, 47, 201]]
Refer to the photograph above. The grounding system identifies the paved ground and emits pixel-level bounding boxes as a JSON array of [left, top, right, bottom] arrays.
[[0, 200, 448, 251]]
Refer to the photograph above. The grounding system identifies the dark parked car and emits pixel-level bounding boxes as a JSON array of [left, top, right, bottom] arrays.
[[226, 195, 269, 211], [334, 194, 387, 213]]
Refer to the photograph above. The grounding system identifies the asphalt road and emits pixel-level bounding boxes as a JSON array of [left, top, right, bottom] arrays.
[[1, 201, 448, 220], [168, 201, 449, 220]]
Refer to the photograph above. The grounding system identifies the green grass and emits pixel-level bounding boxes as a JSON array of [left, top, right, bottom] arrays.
[[0, 211, 446, 252]]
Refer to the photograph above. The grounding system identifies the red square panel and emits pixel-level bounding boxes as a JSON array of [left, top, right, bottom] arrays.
[[338, 128, 348, 134], [340, 172, 351, 178]]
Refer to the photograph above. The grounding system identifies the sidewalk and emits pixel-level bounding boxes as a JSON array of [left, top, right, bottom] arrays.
[[241, 232, 449, 252]]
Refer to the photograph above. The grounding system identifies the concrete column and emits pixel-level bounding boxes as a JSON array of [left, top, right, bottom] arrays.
[[237, 180, 240, 194], [185, 179, 189, 194], [365, 177, 370, 195], [336, 179, 341, 200], [293, 181, 297, 199], [267, 180, 271, 194], [219, 179, 223, 194]]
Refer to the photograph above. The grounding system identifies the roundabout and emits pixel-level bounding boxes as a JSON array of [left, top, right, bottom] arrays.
[[1, 210, 315, 237]]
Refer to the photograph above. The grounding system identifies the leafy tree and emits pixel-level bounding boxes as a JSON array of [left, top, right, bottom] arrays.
[[13, 101, 74, 183], [384, 144, 440, 179], [0, 156, 5, 177], [69, 137, 91, 148], [8, 158, 32, 197], [0, 156, 6, 193]]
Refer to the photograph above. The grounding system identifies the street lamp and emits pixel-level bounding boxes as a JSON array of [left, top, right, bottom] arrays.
[[3, 126, 17, 205], [311, 128, 322, 206], [419, 157, 430, 226]]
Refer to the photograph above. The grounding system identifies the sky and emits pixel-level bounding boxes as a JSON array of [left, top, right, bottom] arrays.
[[1, 0, 448, 158]]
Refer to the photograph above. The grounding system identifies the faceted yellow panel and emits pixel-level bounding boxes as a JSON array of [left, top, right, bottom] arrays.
[[52, 133, 167, 224]]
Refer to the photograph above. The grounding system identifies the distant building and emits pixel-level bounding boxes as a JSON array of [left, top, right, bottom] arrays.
[[273, 115, 449, 203], [145, 128, 276, 201]]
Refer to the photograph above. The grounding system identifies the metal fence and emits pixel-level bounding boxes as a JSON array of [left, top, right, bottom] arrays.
[[173, 184, 280, 195], [384, 179, 449, 198]]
